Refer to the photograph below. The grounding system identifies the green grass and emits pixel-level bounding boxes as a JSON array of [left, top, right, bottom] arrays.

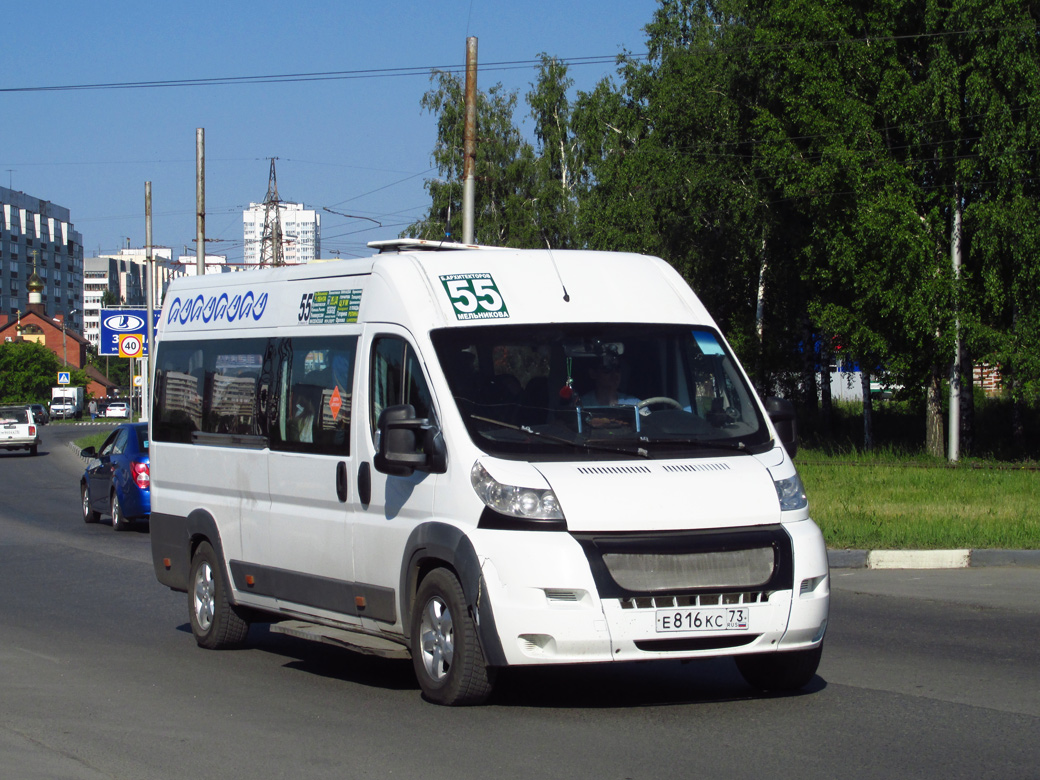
[[75, 431, 112, 452], [799, 449, 1040, 550]]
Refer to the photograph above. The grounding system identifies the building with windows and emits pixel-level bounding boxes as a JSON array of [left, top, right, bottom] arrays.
[[174, 253, 231, 276], [1, 186, 84, 332], [82, 247, 176, 350], [242, 202, 320, 267]]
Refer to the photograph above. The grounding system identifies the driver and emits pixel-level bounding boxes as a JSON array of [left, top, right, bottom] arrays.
[[582, 355, 640, 407]]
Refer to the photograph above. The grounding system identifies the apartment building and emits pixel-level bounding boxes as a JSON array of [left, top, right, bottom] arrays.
[[0, 186, 84, 331], [242, 201, 320, 266]]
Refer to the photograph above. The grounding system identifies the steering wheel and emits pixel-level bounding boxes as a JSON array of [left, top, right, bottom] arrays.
[[636, 396, 684, 411]]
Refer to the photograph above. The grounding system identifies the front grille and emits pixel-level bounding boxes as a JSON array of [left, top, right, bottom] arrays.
[[603, 547, 775, 592], [571, 525, 794, 599], [618, 591, 771, 610]]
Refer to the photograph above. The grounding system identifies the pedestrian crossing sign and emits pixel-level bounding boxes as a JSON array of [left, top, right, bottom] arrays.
[[57, 371, 71, 385]]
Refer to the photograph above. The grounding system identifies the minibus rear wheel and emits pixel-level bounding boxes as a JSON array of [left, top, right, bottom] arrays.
[[735, 643, 823, 692], [411, 568, 495, 706], [189, 541, 250, 650]]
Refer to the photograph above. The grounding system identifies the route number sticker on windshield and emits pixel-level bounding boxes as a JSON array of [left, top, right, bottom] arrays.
[[440, 273, 509, 320]]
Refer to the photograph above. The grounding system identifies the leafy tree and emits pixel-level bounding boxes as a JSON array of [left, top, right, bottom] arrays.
[[528, 54, 581, 248], [407, 0, 1040, 456], [406, 71, 537, 247], [0, 341, 88, 403]]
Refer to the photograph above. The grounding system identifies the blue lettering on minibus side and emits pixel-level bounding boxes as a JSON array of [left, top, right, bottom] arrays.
[[166, 290, 269, 327]]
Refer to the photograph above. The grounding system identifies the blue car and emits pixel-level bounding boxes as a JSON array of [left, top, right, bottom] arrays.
[[80, 422, 150, 531]]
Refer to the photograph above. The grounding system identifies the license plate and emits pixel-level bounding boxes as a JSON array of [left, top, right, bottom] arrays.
[[656, 607, 749, 633]]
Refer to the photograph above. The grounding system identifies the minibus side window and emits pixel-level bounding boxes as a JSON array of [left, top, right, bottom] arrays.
[[153, 338, 267, 443], [270, 336, 357, 455], [370, 336, 434, 438]]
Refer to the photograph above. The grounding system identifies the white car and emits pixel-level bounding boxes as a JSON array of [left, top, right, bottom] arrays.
[[0, 406, 41, 456], [105, 402, 130, 418]]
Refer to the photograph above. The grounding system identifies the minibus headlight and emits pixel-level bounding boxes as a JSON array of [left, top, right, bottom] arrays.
[[774, 473, 808, 511], [471, 462, 564, 520]]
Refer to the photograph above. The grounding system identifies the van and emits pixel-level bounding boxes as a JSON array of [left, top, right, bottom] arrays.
[[149, 239, 829, 705]]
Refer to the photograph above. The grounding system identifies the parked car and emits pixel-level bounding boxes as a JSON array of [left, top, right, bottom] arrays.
[[0, 405, 40, 456], [80, 422, 150, 530], [30, 403, 49, 425], [105, 401, 130, 418]]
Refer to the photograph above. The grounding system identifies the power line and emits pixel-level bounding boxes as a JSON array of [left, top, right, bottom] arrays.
[[5, 24, 1027, 95], [0, 55, 630, 94]]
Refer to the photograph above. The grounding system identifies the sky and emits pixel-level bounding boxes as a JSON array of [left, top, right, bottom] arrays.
[[2, 0, 660, 263]]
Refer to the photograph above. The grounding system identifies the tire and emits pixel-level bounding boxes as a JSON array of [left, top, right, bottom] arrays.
[[735, 643, 823, 692], [81, 483, 100, 523], [29, 444, 38, 456], [410, 568, 495, 706], [111, 492, 127, 531], [188, 541, 250, 650]]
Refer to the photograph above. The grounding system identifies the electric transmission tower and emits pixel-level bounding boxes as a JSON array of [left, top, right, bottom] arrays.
[[259, 158, 284, 267]]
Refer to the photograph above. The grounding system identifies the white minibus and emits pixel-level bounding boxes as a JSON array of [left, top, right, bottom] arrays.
[[149, 239, 829, 705]]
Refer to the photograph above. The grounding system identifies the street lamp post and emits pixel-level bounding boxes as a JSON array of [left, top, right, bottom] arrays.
[[62, 308, 79, 367]]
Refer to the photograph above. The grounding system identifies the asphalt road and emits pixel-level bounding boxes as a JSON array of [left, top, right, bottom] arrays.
[[1, 423, 1038, 780]]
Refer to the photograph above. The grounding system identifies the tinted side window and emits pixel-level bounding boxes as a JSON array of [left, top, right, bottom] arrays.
[[370, 336, 434, 438], [153, 338, 268, 443], [270, 335, 357, 455]]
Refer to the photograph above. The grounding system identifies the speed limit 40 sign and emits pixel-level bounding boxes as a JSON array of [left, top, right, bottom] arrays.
[[118, 333, 144, 358]]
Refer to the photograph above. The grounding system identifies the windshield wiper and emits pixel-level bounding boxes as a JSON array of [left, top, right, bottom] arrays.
[[471, 415, 649, 458]]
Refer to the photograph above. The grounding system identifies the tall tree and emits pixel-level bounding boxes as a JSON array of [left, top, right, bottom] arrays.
[[406, 71, 536, 247]]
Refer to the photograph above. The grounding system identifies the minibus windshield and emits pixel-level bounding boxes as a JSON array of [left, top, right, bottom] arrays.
[[430, 323, 772, 460]]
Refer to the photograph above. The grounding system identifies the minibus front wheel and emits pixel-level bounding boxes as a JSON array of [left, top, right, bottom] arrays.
[[411, 568, 495, 706], [189, 541, 250, 650]]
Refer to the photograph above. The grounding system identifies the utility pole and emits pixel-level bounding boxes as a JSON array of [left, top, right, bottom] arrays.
[[260, 158, 284, 267], [196, 128, 206, 276], [462, 36, 478, 245], [143, 181, 153, 424]]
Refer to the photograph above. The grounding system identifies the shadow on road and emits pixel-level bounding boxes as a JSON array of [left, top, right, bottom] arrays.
[[174, 621, 827, 708]]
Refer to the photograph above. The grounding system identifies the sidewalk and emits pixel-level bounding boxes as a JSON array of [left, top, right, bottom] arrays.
[[828, 548, 1040, 569]]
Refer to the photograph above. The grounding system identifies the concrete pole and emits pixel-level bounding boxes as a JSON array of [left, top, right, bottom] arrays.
[[949, 188, 963, 462], [143, 181, 153, 423], [462, 36, 478, 245], [196, 128, 206, 276]]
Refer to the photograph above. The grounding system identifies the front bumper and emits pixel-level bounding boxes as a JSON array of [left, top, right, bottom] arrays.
[[472, 520, 829, 667]]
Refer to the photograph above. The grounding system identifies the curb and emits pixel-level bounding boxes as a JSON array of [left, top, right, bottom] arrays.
[[828, 548, 1040, 569]]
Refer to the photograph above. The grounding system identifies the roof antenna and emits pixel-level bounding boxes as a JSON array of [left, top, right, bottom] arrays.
[[544, 241, 570, 302]]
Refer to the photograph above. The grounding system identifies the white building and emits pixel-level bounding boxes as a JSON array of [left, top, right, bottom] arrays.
[[82, 247, 175, 349], [0, 186, 84, 330], [174, 253, 232, 276], [242, 202, 320, 266]]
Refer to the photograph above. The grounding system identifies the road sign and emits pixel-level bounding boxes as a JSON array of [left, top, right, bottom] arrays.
[[133, 375, 143, 387], [119, 334, 144, 358], [57, 371, 71, 385], [99, 309, 162, 357]]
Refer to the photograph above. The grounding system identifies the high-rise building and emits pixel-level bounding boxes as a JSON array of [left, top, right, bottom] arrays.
[[0, 186, 84, 330], [242, 202, 320, 267]]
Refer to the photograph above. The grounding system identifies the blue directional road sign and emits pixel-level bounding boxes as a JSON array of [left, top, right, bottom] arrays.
[[99, 309, 162, 357]]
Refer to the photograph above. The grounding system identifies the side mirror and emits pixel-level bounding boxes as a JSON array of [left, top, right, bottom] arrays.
[[374, 404, 447, 477], [764, 397, 798, 458], [80, 446, 97, 458]]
